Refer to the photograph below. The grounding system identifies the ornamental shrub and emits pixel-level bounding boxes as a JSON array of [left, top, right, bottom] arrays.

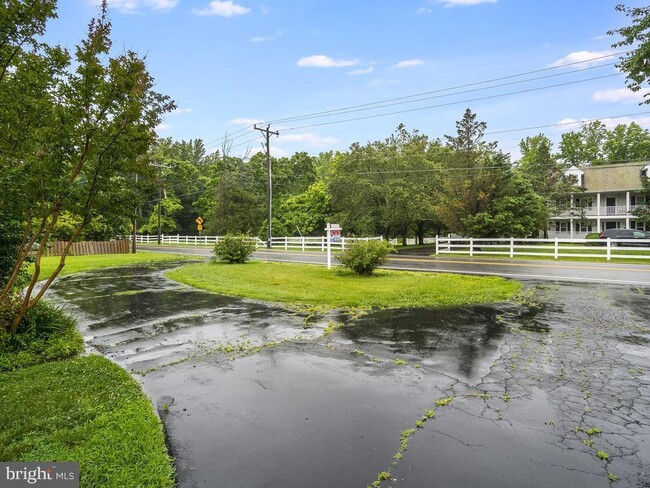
[[213, 235, 257, 263], [338, 240, 393, 275]]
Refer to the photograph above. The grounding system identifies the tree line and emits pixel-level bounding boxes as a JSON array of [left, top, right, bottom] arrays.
[[122, 110, 650, 245]]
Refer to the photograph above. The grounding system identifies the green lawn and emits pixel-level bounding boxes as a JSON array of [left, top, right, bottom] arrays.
[[166, 261, 520, 310], [3, 251, 192, 486], [0, 355, 174, 487], [31, 251, 199, 279]]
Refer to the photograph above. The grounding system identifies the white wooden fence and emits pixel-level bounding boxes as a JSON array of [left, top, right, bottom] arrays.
[[435, 236, 650, 261], [130, 234, 382, 250]]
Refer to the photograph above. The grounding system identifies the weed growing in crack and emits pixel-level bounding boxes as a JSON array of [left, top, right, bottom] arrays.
[[597, 450, 609, 461], [393, 358, 408, 366], [607, 472, 618, 482], [435, 396, 453, 407]]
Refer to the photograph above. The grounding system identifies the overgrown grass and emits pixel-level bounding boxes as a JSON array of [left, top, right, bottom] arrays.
[[0, 355, 174, 487], [31, 251, 199, 280], [166, 261, 520, 310]]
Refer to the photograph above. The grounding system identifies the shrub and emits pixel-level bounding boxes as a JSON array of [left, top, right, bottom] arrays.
[[213, 235, 257, 263], [0, 301, 84, 371], [338, 240, 393, 275]]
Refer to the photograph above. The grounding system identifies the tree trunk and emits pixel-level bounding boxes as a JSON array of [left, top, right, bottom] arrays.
[[417, 222, 425, 245]]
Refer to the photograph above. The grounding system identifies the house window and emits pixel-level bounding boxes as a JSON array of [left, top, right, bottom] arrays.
[[635, 221, 646, 231], [575, 222, 592, 232], [555, 221, 568, 232]]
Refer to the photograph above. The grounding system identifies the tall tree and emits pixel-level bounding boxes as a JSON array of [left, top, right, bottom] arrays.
[[437, 109, 543, 237], [329, 124, 440, 243], [609, 4, 650, 103], [558, 121, 609, 166], [518, 134, 575, 236], [0, 1, 174, 332], [603, 122, 650, 162]]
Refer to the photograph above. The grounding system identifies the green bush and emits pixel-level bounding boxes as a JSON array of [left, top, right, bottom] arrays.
[[338, 240, 394, 276], [213, 235, 257, 263], [0, 301, 84, 371]]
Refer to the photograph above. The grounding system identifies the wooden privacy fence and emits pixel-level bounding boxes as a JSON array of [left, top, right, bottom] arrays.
[[49, 239, 130, 256]]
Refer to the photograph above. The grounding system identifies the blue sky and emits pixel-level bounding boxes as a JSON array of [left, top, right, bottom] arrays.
[[46, 0, 650, 160]]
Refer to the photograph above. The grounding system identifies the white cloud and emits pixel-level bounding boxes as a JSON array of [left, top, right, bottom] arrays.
[[554, 118, 583, 132], [348, 66, 374, 76], [417, 7, 433, 14], [102, 0, 177, 13], [229, 117, 264, 125], [193, 1, 251, 17], [593, 88, 649, 103], [297, 55, 360, 68], [394, 59, 424, 68], [548, 50, 613, 68], [278, 133, 339, 147], [439, 0, 497, 6], [156, 123, 171, 131], [250, 30, 283, 43]]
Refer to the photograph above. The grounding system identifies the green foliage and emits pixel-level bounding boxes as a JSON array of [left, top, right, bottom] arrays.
[[139, 197, 184, 235], [213, 235, 257, 263], [558, 121, 650, 166], [276, 181, 333, 236], [438, 109, 542, 237], [329, 124, 442, 242], [0, 355, 174, 487], [0, 301, 83, 372], [338, 240, 394, 276], [0, 0, 174, 331], [609, 4, 650, 103]]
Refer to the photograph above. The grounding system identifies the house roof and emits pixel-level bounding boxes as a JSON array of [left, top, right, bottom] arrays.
[[582, 162, 648, 192]]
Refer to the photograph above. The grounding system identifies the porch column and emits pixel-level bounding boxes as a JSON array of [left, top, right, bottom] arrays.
[[597, 193, 601, 216], [626, 191, 630, 214], [570, 218, 574, 238]]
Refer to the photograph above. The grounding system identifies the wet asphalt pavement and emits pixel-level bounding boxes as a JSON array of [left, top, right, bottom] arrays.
[[45, 263, 650, 487]]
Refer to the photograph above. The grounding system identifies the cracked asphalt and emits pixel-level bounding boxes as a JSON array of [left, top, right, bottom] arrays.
[[45, 263, 650, 487]]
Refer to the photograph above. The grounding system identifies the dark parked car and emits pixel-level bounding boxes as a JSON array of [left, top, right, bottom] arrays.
[[598, 229, 650, 246]]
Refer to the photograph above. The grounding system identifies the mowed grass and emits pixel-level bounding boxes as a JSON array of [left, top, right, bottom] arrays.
[[166, 261, 520, 310], [0, 355, 174, 487], [30, 251, 198, 279]]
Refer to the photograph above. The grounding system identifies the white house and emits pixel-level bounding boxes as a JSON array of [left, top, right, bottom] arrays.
[[548, 162, 650, 238]]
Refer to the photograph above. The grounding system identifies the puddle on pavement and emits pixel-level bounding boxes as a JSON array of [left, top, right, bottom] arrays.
[[340, 305, 510, 382]]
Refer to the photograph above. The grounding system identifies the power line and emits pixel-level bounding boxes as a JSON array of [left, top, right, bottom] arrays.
[[265, 52, 626, 126], [198, 52, 627, 151], [281, 73, 623, 132], [267, 62, 618, 126]]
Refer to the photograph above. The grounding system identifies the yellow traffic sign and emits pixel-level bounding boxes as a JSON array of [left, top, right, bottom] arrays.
[[196, 216, 204, 225]]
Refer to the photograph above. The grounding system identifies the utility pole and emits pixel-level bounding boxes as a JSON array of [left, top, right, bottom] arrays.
[[149, 162, 175, 245], [254, 124, 279, 249]]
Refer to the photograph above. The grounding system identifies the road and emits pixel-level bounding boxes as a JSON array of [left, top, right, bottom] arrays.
[[139, 244, 650, 286]]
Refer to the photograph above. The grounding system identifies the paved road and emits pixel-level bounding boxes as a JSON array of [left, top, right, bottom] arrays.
[[139, 245, 650, 286]]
